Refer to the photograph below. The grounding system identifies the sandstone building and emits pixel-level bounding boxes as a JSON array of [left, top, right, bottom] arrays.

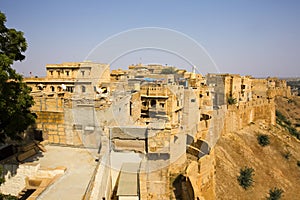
[[0, 62, 291, 200], [25, 61, 110, 97]]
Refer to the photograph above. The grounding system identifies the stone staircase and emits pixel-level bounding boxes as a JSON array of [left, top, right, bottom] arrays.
[[0, 163, 65, 198]]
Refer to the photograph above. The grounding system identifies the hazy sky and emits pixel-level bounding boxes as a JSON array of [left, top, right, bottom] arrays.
[[1, 0, 299, 77]]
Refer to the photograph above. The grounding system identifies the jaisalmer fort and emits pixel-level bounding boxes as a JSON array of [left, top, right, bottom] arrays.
[[1, 2, 300, 200], [1, 61, 299, 200]]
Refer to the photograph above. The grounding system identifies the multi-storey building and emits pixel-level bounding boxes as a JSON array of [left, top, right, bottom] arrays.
[[25, 61, 110, 98]]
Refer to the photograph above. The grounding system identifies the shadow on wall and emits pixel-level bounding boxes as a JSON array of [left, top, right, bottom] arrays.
[[172, 174, 194, 200], [186, 135, 210, 160]]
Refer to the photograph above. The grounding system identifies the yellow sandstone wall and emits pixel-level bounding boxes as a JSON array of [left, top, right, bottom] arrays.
[[224, 98, 275, 134], [31, 97, 71, 145], [130, 91, 141, 123], [35, 111, 66, 144]]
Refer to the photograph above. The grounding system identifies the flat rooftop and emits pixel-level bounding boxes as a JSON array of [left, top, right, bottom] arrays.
[[29, 145, 97, 200]]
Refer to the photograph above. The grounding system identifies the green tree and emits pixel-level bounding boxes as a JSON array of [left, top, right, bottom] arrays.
[[0, 12, 36, 142], [237, 166, 255, 189], [257, 134, 270, 147], [267, 187, 283, 200]]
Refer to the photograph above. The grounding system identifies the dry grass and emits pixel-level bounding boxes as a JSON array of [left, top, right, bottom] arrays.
[[215, 96, 300, 200]]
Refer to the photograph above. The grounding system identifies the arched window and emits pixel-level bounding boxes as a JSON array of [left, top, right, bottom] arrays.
[[82, 86, 86, 93], [37, 84, 44, 90], [150, 100, 156, 107], [50, 86, 55, 92]]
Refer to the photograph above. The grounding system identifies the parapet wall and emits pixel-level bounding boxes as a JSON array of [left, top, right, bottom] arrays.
[[268, 87, 292, 98], [224, 98, 275, 134], [31, 96, 65, 112]]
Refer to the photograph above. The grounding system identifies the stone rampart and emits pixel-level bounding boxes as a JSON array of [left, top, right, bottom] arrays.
[[224, 98, 275, 134]]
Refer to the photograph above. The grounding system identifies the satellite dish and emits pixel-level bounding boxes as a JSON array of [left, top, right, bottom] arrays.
[[61, 84, 67, 90]]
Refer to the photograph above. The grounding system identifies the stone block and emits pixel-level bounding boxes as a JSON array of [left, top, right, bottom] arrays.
[[17, 149, 37, 162], [57, 124, 65, 128], [47, 118, 56, 123], [48, 135, 54, 143], [36, 124, 43, 129], [44, 124, 57, 131], [47, 131, 57, 136], [56, 118, 64, 124], [58, 132, 65, 137], [53, 135, 59, 143], [59, 136, 66, 144], [58, 127, 65, 133]]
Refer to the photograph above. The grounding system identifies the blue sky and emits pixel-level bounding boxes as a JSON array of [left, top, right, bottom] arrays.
[[1, 0, 300, 77]]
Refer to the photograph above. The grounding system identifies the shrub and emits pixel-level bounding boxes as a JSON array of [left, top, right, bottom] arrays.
[[0, 194, 18, 200], [287, 99, 295, 104], [228, 96, 237, 105], [283, 151, 292, 160], [286, 126, 300, 139], [237, 167, 255, 189], [257, 134, 270, 147], [276, 110, 288, 124], [267, 187, 284, 200]]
